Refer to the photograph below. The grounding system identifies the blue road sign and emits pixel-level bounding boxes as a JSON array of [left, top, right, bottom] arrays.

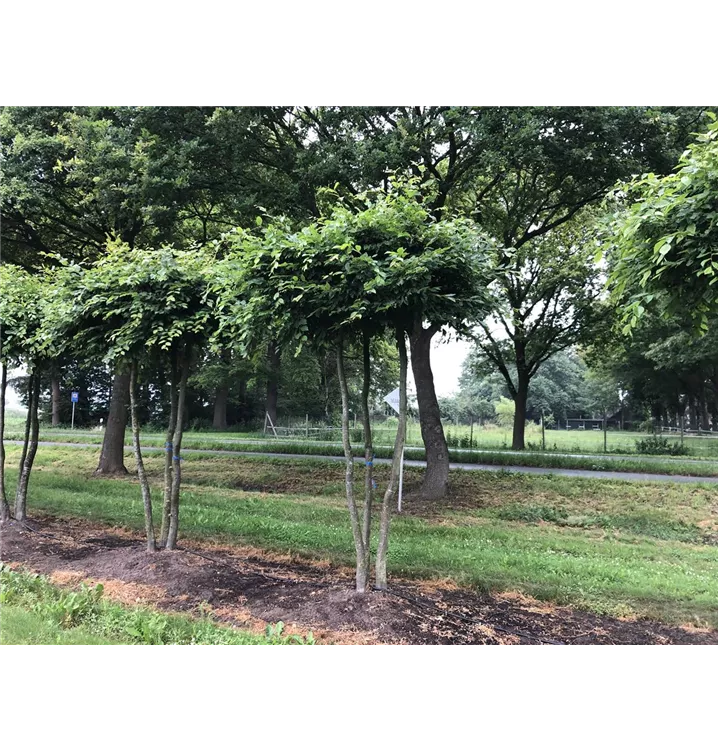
[[71, 392, 79, 403]]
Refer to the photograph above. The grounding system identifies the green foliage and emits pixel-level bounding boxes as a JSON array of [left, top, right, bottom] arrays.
[[213, 182, 493, 356], [0, 565, 313, 645], [609, 115, 718, 333], [0, 264, 56, 367], [55, 243, 219, 368], [494, 397, 516, 428], [635, 435, 690, 456]]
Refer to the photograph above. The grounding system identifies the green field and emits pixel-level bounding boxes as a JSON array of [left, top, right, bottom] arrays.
[[5, 416, 718, 477], [3, 445, 718, 629], [6, 413, 718, 458]]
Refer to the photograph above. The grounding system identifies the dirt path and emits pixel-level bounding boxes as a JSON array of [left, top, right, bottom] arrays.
[[2, 515, 716, 645]]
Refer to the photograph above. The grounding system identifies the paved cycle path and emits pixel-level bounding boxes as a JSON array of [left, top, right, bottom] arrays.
[[19, 440, 718, 485]]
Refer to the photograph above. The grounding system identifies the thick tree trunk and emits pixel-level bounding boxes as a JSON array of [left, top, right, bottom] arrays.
[[160, 355, 179, 548], [512, 372, 529, 451], [15, 371, 40, 522], [212, 385, 229, 429], [0, 362, 10, 522], [51, 376, 61, 427], [96, 369, 129, 475], [337, 342, 368, 593], [375, 329, 408, 590], [166, 348, 191, 551], [360, 331, 374, 578], [409, 322, 448, 500], [129, 363, 156, 552], [266, 341, 280, 424]]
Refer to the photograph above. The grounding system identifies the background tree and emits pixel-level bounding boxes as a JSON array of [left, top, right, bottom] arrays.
[[609, 115, 718, 333], [298, 107, 705, 469], [473, 214, 604, 448]]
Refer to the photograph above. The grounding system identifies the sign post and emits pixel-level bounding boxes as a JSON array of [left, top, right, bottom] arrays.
[[383, 387, 405, 512], [71, 391, 79, 429]]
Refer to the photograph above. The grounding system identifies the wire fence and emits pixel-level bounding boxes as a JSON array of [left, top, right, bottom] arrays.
[[260, 416, 718, 458]]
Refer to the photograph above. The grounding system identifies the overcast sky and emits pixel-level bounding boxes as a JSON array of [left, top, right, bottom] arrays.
[[413, 336, 471, 398]]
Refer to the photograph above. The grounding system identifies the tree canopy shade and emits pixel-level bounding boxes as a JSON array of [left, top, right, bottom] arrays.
[[608, 116, 718, 334], [54, 243, 219, 550]]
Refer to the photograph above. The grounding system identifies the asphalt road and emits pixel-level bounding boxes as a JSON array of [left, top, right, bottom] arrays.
[[18, 440, 718, 485]]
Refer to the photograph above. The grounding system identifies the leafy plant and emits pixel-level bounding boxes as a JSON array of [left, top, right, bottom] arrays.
[[635, 435, 690, 456]]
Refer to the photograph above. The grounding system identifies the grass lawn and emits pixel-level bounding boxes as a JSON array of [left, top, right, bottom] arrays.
[[5, 426, 718, 477], [3, 445, 718, 630], [0, 566, 311, 645], [5, 413, 718, 459]]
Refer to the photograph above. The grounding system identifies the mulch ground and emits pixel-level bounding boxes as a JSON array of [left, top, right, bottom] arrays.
[[2, 514, 716, 645]]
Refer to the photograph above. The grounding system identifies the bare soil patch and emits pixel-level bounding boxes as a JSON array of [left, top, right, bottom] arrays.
[[2, 515, 716, 645]]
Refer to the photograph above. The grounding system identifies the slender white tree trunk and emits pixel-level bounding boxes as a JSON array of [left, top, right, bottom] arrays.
[[166, 346, 191, 550], [130, 362, 156, 552], [375, 329, 408, 590], [337, 342, 368, 593], [15, 371, 40, 522], [360, 331, 374, 580], [0, 362, 10, 522], [160, 353, 179, 547]]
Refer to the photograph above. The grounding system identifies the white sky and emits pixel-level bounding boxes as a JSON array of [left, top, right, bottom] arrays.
[[407, 336, 472, 399]]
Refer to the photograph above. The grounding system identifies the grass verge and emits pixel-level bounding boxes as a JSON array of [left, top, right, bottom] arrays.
[[0, 565, 313, 645], [3, 445, 718, 629]]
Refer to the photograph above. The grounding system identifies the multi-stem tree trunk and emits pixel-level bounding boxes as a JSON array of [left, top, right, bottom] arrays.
[[337, 342, 368, 593], [360, 331, 374, 578], [512, 370, 530, 451], [0, 362, 10, 522], [166, 346, 191, 551], [15, 371, 40, 522], [266, 341, 281, 425], [51, 376, 61, 427], [409, 320, 448, 500], [96, 369, 129, 475], [212, 385, 229, 429], [160, 355, 179, 548], [129, 363, 156, 552], [375, 328, 408, 590]]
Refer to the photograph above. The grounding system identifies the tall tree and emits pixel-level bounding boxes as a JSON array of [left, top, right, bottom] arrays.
[[473, 214, 603, 448], [296, 106, 705, 468]]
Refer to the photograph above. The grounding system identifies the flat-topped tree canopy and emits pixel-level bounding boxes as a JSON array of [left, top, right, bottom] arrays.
[[214, 183, 494, 354], [0, 264, 57, 368], [55, 241, 219, 368]]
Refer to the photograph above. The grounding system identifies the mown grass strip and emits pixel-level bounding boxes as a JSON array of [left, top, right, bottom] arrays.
[[4, 448, 718, 629]]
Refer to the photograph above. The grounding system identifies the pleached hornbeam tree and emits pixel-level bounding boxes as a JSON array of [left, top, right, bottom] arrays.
[[54, 242, 218, 551], [214, 182, 491, 591]]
